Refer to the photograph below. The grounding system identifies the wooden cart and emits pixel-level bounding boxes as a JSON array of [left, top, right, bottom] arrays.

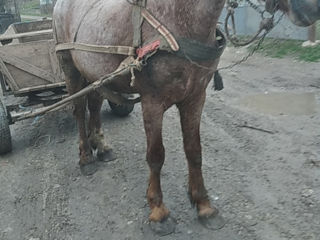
[[0, 20, 134, 154]]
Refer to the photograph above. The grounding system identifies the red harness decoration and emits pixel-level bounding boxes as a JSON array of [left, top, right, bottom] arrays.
[[136, 40, 161, 60]]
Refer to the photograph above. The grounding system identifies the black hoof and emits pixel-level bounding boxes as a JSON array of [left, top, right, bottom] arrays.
[[198, 213, 226, 230], [80, 161, 98, 176], [149, 216, 176, 237], [97, 149, 117, 162]]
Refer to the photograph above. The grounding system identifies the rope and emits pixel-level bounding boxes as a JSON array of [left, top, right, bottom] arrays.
[[218, 13, 284, 71], [225, 0, 280, 47]]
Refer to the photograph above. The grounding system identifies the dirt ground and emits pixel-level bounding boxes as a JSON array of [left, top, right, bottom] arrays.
[[0, 49, 319, 240]]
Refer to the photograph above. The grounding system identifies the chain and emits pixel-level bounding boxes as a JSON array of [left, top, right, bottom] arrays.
[[218, 13, 284, 71], [218, 31, 268, 71], [245, 0, 264, 15]]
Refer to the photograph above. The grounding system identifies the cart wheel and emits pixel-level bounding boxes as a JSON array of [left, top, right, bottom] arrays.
[[0, 100, 12, 154], [108, 100, 134, 117]]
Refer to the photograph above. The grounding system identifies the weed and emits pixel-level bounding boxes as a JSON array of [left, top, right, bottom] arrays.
[[250, 38, 320, 62]]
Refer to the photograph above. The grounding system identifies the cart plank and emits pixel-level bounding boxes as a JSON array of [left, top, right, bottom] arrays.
[[0, 40, 63, 91], [0, 29, 53, 41], [0, 50, 56, 83], [12, 20, 53, 43], [0, 58, 19, 91]]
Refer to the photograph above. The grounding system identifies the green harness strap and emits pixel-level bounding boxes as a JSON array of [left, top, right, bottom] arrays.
[[132, 0, 147, 48]]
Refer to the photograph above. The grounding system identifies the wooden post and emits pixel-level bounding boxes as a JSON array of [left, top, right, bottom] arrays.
[[308, 23, 316, 43]]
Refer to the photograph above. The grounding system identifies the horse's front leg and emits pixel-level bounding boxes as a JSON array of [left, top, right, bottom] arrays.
[[177, 92, 225, 229], [141, 95, 168, 220], [141, 95, 176, 234]]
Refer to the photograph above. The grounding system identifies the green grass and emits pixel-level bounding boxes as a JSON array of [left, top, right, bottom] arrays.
[[21, 0, 40, 10], [251, 38, 320, 62], [20, 0, 40, 16], [19, 0, 52, 17]]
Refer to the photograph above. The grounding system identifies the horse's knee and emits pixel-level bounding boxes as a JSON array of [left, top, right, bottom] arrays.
[[147, 143, 165, 171], [184, 143, 202, 167], [146, 144, 165, 207], [88, 93, 103, 112], [187, 155, 202, 169]]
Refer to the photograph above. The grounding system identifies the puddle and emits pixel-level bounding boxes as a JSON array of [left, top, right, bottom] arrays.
[[238, 92, 317, 116]]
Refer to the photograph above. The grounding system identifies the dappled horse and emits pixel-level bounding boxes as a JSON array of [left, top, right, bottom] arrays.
[[266, 0, 320, 26], [53, 0, 320, 232]]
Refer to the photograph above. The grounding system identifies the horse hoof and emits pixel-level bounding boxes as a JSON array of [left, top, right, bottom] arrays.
[[80, 161, 98, 176], [198, 212, 226, 230], [97, 149, 117, 162], [149, 216, 176, 236]]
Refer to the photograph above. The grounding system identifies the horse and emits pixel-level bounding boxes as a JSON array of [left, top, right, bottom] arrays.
[[266, 0, 320, 26], [53, 0, 320, 232]]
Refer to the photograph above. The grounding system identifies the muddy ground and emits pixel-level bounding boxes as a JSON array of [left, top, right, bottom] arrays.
[[0, 49, 320, 240]]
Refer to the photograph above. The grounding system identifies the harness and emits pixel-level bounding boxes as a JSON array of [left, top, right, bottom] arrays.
[[55, 0, 226, 91]]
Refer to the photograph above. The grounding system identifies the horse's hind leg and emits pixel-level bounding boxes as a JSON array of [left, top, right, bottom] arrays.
[[57, 52, 96, 175], [141, 95, 169, 222], [177, 92, 219, 218], [87, 92, 115, 161]]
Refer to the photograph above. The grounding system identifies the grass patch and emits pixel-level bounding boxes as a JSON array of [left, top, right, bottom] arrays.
[[19, 0, 52, 17], [20, 0, 40, 15], [251, 38, 320, 62], [21, 0, 40, 10]]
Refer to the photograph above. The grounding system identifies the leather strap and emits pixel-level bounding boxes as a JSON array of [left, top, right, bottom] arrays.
[[131, 0, 179, 52], [141, 8, 179, 52], [132, 0, 146, 47], [175, 28, 226, 62], [56, 42, 135, 56]]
